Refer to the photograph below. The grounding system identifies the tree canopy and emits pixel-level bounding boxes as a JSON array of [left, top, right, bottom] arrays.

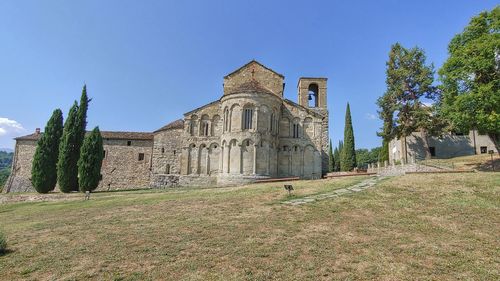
[[438, 6, 500, 152]]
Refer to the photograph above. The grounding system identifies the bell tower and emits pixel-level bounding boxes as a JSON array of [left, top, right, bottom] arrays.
[[297, 78, 327, 109]]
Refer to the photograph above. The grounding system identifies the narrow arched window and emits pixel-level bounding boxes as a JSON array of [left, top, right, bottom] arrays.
[[165, 164, 170, 174], [243, 108, 253, 130], [308, 83, 319, 107]]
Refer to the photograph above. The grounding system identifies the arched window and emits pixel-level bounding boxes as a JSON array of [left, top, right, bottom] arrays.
[[270, 113, 274, 133], [243, 107, 254, 130], [200, 115, 210, 136], [293, 123, 300, 138], [292, 118, 300, 138], [165, 164, 170, 174], [308, 83, 319, 107], [223, 108, 229, 132]]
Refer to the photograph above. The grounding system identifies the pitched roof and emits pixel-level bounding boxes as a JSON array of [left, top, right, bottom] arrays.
[[224, 60, 284, 79], [229, 79, 274, 95], [15, 131, 154, 141], [183, 100, 220, 116], [154, 119, 185, 133]]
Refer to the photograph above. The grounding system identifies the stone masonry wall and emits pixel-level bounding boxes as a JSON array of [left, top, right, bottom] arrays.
[[5, 138, 154, 193], [4, 140, 37, 193], [99, 139, 153, 191]]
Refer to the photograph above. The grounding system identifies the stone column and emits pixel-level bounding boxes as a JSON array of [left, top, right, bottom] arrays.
[[205, 149, 210, 175], [301, 148, 305, 177], [266, 145, 270, 175], [219, 145, 224, 173], [253, 144, 258, 174], [254, 108, 259, 132], [226, 145, 231, 174], [238, 144, 243, 174]]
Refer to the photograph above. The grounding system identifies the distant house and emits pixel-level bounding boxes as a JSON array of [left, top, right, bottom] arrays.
[[389, 130, 498, 163]]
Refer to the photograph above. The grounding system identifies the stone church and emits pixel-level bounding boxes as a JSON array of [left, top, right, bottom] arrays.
[[4, 60, 329, 192]]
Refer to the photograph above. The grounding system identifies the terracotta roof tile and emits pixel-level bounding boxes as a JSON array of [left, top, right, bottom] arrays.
[[154, 119, 185, 133], [15, 131, 154, 141]]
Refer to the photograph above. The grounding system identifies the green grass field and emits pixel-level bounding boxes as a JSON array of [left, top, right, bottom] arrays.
[[0, 172, 499, 280]]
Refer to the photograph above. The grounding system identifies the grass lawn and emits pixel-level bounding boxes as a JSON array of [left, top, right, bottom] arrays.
[[0, 173, 498, 280]]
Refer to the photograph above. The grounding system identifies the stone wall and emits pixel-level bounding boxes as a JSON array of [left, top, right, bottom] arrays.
[[151, 128, 183, 176], [99, 139, 153, 191], [4, 140, 37, 193], [5, 137, 154, 193], [389, 130, 499, 163], [223, 60, 284, 97]]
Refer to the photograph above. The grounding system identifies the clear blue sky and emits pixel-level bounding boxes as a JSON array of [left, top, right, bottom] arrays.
[[0, 0, 497, 149]]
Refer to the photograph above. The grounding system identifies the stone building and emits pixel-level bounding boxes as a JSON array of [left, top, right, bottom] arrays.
[[389, 130, 498, 163], [4, 60, 330, 192]]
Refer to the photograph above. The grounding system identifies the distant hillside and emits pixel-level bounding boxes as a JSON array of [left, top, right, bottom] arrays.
[[0, 148, 14, 153], [0, 151, 13, 189]]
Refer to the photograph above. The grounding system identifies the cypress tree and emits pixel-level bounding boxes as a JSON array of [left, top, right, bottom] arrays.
[[341, 103, 356, 171], [328, 139, 334, 172], [78, 127, 104, 192], [333, 146, 340, 172], [74, 85, 90, 191], [336, 140, 343, 172], [31, 109, 64, 193], [57, 102, 80, 193]]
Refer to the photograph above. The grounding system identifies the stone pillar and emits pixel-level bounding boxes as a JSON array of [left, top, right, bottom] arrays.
[[226, 145, 231, 173], [238, 144, 243, 174], [266, 145, 270, 175], [205, 149, 210, 175], [301, 148, 305, 177], [384, 160, 388, 168], [181, 147, 189, 175], [219, 145, 224, 173], [253, 144, 257, 174], [254, 108, 259, 132]]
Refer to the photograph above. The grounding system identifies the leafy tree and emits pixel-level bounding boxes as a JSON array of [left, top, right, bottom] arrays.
[[438, 6, 500, 153], [341, 103, 356, 171], [356, 147, 382, 169], [31, 109, 64, 193], [380, 43, 440, 161], [379, 139, 389, 163], [57, 102, 80, 193], [78, 127, 104, 192], [328, 139, 334, 172]]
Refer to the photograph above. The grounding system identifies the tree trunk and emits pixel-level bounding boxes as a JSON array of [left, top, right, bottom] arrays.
[[488, 133, 500, 156], [420, 129, 431, 160]]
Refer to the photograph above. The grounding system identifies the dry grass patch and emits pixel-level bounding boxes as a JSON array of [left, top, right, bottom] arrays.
[[0, 173, 498, 280]]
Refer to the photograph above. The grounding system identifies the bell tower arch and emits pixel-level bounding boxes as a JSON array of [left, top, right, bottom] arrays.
[[297, 78, 327, 109]]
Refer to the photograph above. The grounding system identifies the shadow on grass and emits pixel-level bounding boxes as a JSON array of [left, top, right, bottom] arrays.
[[475, 158, 500, 172], [0, 248, 14, 256]]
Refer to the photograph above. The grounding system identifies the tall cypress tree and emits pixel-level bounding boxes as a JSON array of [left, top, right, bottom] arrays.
[[57, 102, 80, 193], [74, 85, 90, 191], [333, 146, 340, 172], [328, 139, 334, 172], [341, 103, 356, 171], [31, 109, 64, 193], [78, 127, 104, 192], [336, 140, 343, 172]]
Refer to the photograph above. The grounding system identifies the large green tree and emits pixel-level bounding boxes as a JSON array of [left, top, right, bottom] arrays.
[[438, 6, 500, 153], [341, 103, 356, 171], [379, 43, 440, 161], [31, 109, 64, 193], [78, 127, 104, 192], [57, 102, 80, 193]]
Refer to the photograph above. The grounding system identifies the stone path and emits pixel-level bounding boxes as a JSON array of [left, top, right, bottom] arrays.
[[282, 176, 387, 206]]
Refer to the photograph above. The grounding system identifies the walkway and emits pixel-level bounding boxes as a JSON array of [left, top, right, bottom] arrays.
[[282, 176, 387, 206]]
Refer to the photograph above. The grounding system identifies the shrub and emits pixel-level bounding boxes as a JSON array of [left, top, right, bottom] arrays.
[[0, 231, 7, 255]]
